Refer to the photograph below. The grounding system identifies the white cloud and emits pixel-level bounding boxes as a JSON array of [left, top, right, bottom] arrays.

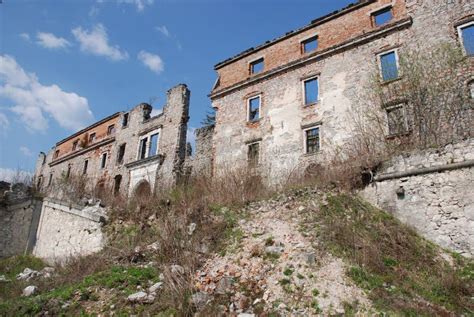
[[19, 33, 31, 42], [72, 24, 128, 61], [89, 5, 100, 17], [36, 32, 71, 49], [137, 50, 164, 74], [0, 168, 32, 183], [0, 55, 94, 133], [0, 113, 9, 135], [20, 146, 33, 157], [155, 25, 170, 37], [117, 0, 154, 12]]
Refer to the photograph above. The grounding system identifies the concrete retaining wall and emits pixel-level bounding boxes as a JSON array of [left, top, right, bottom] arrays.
[[362, 139, 474, 257]]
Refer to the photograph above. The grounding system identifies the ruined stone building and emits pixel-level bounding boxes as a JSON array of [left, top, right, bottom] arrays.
[[209, 0, 473, 183], [34, 84, 190, 197]]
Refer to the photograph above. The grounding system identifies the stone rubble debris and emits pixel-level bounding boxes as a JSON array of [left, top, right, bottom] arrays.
[[127, 291, 155, 304], [22, 285, 38, 297]]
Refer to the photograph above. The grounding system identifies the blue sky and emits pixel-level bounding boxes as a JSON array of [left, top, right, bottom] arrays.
[[0, 0, 354, 180]]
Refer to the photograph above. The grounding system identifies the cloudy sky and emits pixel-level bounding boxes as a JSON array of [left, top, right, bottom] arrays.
[[0, 0, 353, 181]]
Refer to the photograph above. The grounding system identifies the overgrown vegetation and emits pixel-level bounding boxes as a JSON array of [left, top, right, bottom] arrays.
[[303, 193, 474, 316]]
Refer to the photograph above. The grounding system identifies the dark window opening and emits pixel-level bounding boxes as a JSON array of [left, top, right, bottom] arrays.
[[149, 133, 159, 157], [48, 173, 53, 186], [248, 96, 260, 122], [66, 164, 71, 179], [139, 138, 147, 160], [83, 160, 88, 175], [114, 175, 122, 196], [304, 78, 319, 105], [302, 36, 318, 53], [107, 124, 115, 136], [122, 113, 129, 127], [117, 143, 126, 164], [54, 150, 60, 159], [72, 140, 79, 151], [248, 143, 260, 168], [380, 51, 399, 82], [101, 153, 107, 169], [89, 133, 96, 143], [372, 7, 393, 27], [386, 105, 408, 136], [460, 23, 474, 56], [305, 127, 320, 154], [37, 175, 43, 189], [250, 58, 264, 74]]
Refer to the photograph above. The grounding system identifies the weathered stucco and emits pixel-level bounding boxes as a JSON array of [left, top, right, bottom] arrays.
[[33, 198, 107, 263], [361, 139, 474, 257]]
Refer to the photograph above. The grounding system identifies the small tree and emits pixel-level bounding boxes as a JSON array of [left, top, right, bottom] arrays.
[[201, 105, 216, 127]]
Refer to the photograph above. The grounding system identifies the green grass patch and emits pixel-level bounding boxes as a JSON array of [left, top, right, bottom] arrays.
[[0, 255, 46, 280]]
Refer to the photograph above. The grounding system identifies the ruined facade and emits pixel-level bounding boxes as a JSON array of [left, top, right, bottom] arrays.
[[34, 84, 190, 197], [209, 0, 473, 183]]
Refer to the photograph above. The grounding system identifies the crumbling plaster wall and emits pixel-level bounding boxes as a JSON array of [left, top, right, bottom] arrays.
[[184, 125, 215, 177], [33, 198, 107, 263], [211, 0, 473, 185], [361, 139, 474, 257]]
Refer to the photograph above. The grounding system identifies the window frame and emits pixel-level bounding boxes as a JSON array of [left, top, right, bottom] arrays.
[[137, 128, 161, 160], [377, 49, 400, 82], [72, 140, 79, 151], [385, 103, 409, 137], [122, 113, 129, 128], [89, 132, 96, 143], [247, 95, 262, 122], [300, 34, 319, 54], [371, 5, 393, 27], [247, 142, 260, 168], [303, 125, 321, 154], [107, 124, 116, 136], [249, 57, 264, 75], [302, 76, 320, 106], [457, 21, 474, 56]]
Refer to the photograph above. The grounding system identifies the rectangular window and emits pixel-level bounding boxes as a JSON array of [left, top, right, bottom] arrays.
[[148, 133, 159, 157], [66, 164, 71, 179], [458, 22, 474, 56], [248, 142, 260, 168], [54, 149, 59, 159], [250, 58, 264, 75], [302, 36, 318, 53], [83, 160, 88, 175], [89, 132, 96, 143], [379, 51, 399, 82], [107, 124, 115, 136], [122, 113, 129, 127], [372, 7, 393, 27], [139, 138, 147, 160], [303, 77, 319, 105], [386, 105, 408, 136], [305, 127, 320, 154], [48, 173, 53, 186], [72, 140, 79, 151], [117, 143, 126, 164], [101, 153, 107, 169], [248, 96, 261, 122]]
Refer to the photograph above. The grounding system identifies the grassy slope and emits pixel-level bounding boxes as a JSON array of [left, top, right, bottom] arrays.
[[0, 191, 472, 316]]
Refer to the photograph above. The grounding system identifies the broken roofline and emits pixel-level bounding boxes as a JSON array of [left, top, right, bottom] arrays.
[[55, 112, 121, 147], [213, 0, 376, 70]]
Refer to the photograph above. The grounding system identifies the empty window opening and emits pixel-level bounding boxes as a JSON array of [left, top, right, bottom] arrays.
[[54, 150, 60, 159], [72, 140, 79, 151], [117, 143, 126, 164], [149, 133, 159, 157], [66, 164, 71, 179], [386, 104, 408, 136], [250, 58, 264, 75], [101, 153, 107, 169], [107, 124, 115, 136], [304, 77, 319, 105], [83, 160, 88, 175], [89, 132, 96, 143], [48, 173, 53, 187], [302, 36, 318, 53], [305, 127, 320, 154], [458, 22, 474, 56], [248, 96, 261, 122], [379, 50, 399, 82], [372, 7, 393, 27], [114, 175, 122, 196], [36, 175, 43, 189], [139, 138, 148, 160], [122, 113, 129, 127], [248, 142, 260, 168]]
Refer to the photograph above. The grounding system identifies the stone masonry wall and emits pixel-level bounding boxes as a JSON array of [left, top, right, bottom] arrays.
[[361, 139, 474, 257], [184, 125, 215, 177], [33, 198, 107, 264]]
